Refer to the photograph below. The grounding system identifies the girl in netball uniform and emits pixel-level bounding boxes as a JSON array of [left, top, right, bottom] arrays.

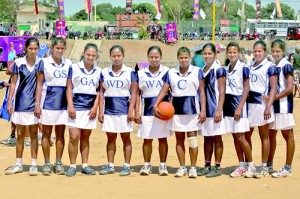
[[135, 46, 172, 176], [223, 42, 256, 178], [98, 45, 137, 176], [65, 43, 101, 176], [245, 41, 278, 178], [197, 43, 226, 178], [153, 47, 206, 178], [265, 39, 295, 178], [34, 37, 72, 176], [5, 37, 41, 176]]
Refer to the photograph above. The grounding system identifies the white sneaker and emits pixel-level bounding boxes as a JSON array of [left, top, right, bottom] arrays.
[[159, 165, 169, 176], [175, 166, 187, 177], [139, 165, 152, 175], [188, 167, 197, 178], [5, 165, 23, 175], [230, 166, 247, 178], [254, 166, 269, 178], [272, 167, 292, 178], [29, 165, 38, 176], [244, 166, 257, 178]]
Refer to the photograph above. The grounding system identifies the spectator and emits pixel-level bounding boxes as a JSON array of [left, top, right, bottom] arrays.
[[245, 49, 254, 65], [0, 24, 4, 36], [291, 46, 300, 97], [191, 50, 205, 69]]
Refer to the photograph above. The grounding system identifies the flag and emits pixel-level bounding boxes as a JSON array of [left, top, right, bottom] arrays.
[[276, 0, 282, 18], [85, 0, 92, 14], [38, 43, 50, 58], [125, 0, 132, 20], [154, 0, 161, 14], [34, 0, 38, 15], [256, 0, 261, 23], [270, 8, 276, 19], [193, 0, 199, 21], [57, 0, 65, 20], [199, 9, 206, 20], [223, 0, 226, 12]]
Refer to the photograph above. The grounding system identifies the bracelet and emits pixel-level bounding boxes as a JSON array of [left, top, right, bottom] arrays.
[[8, 101, 12, 103], [153, 104, 158, 107], [35, 103, 40, 105]]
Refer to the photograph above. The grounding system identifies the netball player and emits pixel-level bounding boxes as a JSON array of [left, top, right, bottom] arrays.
[[98, 45, 137, 176], [5, 38, 41, 176], [65, 43, 101, 176], [34, 37, 72, 175], [153, 47, 206, 178], [135, 46, 171, 176], [245, 41, 278, 178], [267, 39, 295, 178], [223, 42, 256, 178], [197, 43, 226, 178]]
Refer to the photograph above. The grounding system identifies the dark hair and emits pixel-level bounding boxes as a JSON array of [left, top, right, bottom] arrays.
[[84, 43, 98, 53], [147, 46, 162, 57], [226, 42, 240, 53], [177, 46, 191, 57], [110, 45, 125, 56], [24, 37, 39, 54], [253, 40, 267, 52], [51, 37, 66, 47], [80, 43, 99, 61], [271, 39, 286, 53], [203, 43, 217, 54]]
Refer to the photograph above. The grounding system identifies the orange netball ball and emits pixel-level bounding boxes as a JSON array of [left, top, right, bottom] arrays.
[[158, 102, 175, 121]]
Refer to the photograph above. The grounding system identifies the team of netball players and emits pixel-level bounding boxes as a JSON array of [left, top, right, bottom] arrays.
[[2, 36, 295, 179]]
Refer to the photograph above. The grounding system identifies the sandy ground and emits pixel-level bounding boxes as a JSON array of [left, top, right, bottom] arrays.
[[0, 40, 300, 199]]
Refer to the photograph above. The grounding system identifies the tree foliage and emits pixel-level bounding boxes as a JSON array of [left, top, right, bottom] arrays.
[[132, 3, 157, 20], [0, 0, 20, 22], [260, 3, 295, 20]]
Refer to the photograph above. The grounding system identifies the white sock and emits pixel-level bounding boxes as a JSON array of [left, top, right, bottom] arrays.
[[31, 159, 37, 166], [160, 162, 166, 167], [124, 163, 130, 167], [16, 158, 22, 166], [239, 162, 246, 168], [70, 164, 76, 169], [261, 163, 267, 167], [248, 162, 254, 167], [108, 162, 114, 168], [144, 162, 151, 166], [82, 163, 88, 169]]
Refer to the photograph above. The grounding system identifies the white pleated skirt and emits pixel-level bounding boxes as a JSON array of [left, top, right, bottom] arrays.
[[199, 117, 226, 136], [224, 117, 250, 133], [248, 103, 274, 128], [137, 116, 172, 139], [269, 113, 295, 130], [68, 110, 97, 130], [40, 110, 67, 125], [12, 112, 38, 125], [102, 115, 133, 133], [167, 114, 201, 132]]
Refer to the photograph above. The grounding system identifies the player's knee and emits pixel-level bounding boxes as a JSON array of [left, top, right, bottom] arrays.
[[188, 136, 198, 148]]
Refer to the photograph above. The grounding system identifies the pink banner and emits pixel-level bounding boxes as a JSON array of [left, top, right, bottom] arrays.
[[166, 22, 177, 43], [56, 20, 66, 39], [256, 0, 261, 23]]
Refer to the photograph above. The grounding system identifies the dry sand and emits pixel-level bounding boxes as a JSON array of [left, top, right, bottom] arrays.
[[0, 40, 299, 199]]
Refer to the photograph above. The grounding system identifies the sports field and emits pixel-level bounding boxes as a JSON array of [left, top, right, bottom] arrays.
[[0, 40, 299, 199]]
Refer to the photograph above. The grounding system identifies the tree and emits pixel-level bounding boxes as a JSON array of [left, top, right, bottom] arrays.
[[0, 0, 20, 22], [132, 3, 157, 20], [261, 3, 295, 20]]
